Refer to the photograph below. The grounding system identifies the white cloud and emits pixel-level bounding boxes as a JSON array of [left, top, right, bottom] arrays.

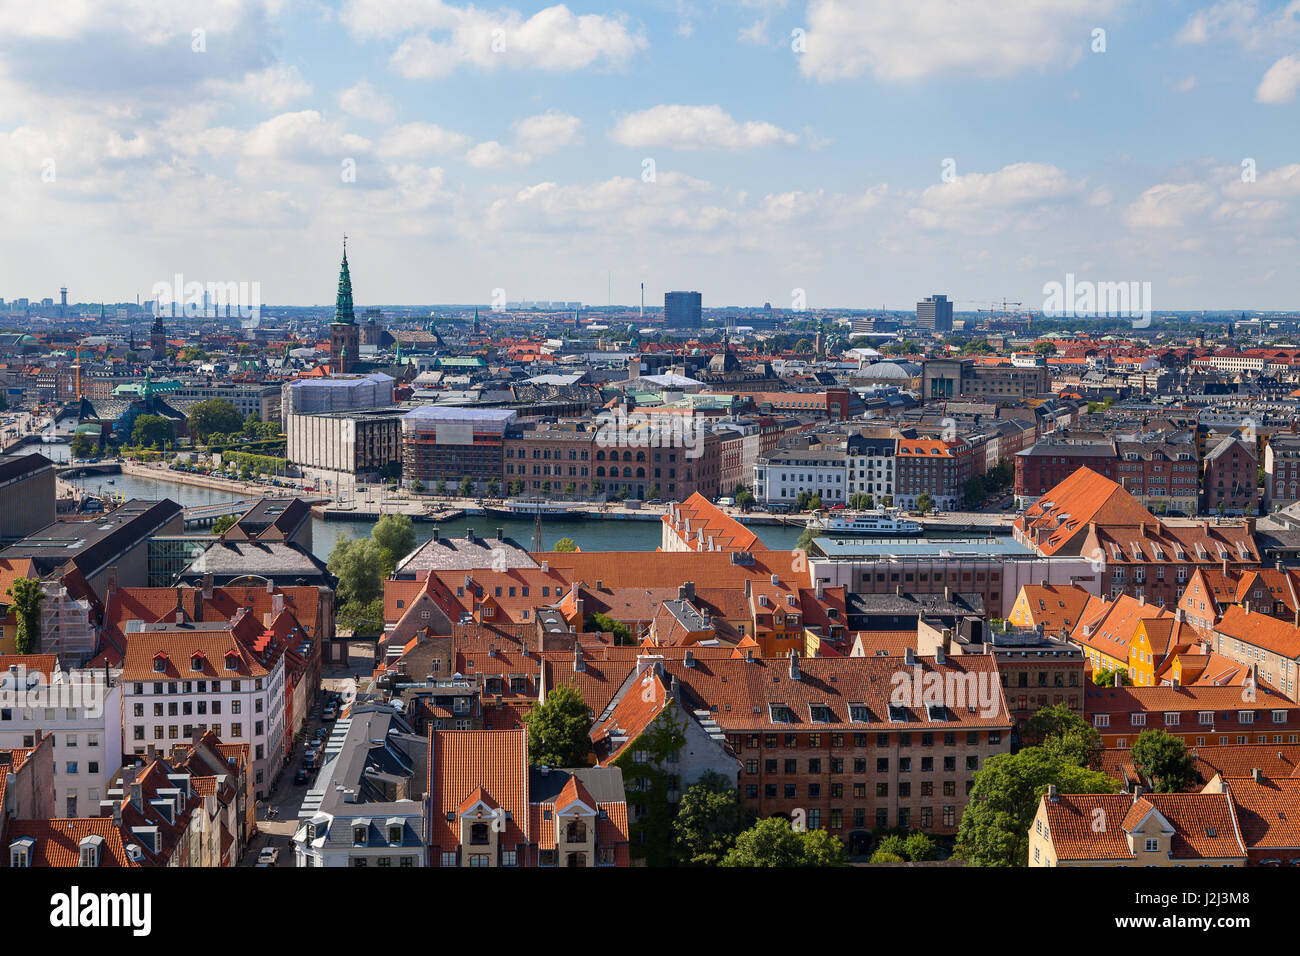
[[242, 111, 372, 162], [339, 79, 397, 123], [512, 111, 582, 153], [1256, 53, 1300, 102], [917, 163, 1083, 209], [465, 140, 532, 168], [378, 121, 470, 158], [1122, 183, 1215, 228], [341, 1, 647, 76], [610, 104, 797, 150], [206, 64, 313, 109], [798, 0, 1118, 82], [1175, 0, 1300, 49]]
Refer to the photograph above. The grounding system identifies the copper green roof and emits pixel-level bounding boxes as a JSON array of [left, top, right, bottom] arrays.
[[334, 237, 356, 325]]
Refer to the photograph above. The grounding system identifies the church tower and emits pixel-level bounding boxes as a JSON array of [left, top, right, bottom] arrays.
[[330, 236, 360, 374]]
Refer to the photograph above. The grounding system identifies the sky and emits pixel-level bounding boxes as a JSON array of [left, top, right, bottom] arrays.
[[0, 0, 1298, 311]]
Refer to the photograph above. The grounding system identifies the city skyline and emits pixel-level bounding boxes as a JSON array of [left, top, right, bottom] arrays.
[[1, 1, 1298, 310]]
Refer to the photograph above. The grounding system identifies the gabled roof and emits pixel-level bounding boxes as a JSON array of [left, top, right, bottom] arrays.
[[1015, 467, 1158, 555], [1040, 791, 1246, 861]]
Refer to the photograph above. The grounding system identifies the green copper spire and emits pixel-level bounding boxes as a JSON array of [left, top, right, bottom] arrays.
[[334, 234, 355, 325]]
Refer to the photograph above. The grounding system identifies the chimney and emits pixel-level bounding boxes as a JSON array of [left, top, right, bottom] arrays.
[[941, 627, 953, 653], [596, 580, 603, 591], [1048, 784, 1058, 802], [1139, 594, 1145, 606], [107, 566, 119, 594], [542, 560, 549, 573], [1251, 768, 1262, 783], [1175, 607, 1184, 622], [744, 579, 751, 598], [271, 593, 284, 616], [129, 781, 143, 812], [896, 584, 904, 597], [684, 649, 695, 668], [1223, 557, 1228, 575], [935, 645, 945, 665], [573, 644, 585, 672], [788, 650, 801, 680], [815, 581, 824, 600], [266, 578, 275, 594], [904, 647, 915, 666], [112, 801, 122, 826], [944, 586, 952, 603], [202, 572, 213, 600]]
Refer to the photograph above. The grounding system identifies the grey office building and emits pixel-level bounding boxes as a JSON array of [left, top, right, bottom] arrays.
[[665, 291, 702, 328], [916, 294, 953, 333]]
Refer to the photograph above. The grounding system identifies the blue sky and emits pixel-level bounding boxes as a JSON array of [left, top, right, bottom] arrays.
[[0, 0, 1297, 311]]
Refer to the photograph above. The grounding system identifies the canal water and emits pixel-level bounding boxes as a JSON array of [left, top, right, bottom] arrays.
[[56, 448, 806, 558]]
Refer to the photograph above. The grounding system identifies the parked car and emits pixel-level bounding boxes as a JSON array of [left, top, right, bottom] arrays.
[[294, 768, 309, 785], [322, 705, 338, 721], [256, 846, 279, 867]]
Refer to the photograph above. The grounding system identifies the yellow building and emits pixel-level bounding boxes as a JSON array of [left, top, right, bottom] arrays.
[[1029, 787, 1245, 866]]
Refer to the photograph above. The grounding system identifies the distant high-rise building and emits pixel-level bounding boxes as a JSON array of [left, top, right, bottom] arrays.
[[150, 312, 167, 357], [916, 294, 953, 333], [330, 237, 360, 373], [665, 291, 702, 328]]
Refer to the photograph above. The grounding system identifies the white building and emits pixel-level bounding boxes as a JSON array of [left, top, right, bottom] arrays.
[[121, 621, 286, 798], [753, 445, 848, 505], [0, 660, 121, 818], [846, 435, 896, 501]]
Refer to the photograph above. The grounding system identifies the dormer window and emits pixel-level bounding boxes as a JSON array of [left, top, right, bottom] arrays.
[[768, 703, 794, 724], [388, 825, 402, 846], [809, 704, 832, 724], [9, 837, 34, 868], [191, 654, 204, 672], [353, 825, 368, 846], [152, 654, 167, 673], [78, 835, 103, 867], [849, 704, 870, 722], [224, 653, 239, 672]]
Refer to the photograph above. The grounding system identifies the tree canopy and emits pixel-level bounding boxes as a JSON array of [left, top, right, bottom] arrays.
[[1129, 729, 1196, 793], [522, 684, 592, 767], [672, 772, 754, 866], [188, 399, 243, 441], [7, 578, 46, 655], [720, 817, 848, 867]]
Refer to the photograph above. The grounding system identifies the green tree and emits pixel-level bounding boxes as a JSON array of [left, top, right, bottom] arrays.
[[327, 537, 387, 608], [903, 831, 937, 862], [916, 492, 934, 515], [553, 537, 578, 553], [211, 514, 239, 535], [486, 478, 500, 497], [807, 494, 822, 511], [131, 414, 173, 449], [1023, 703, 1103, 769], [371, 514, 415, 571], [589, 611, 632, 645], [721, 818, 848, 867], [1129, 729, 1196, 793], [869, 850, 905, 863], [874, 833, 908, 858], [410, 479, 425, 494], [736, 488, 755, 510], [796, 525, 817, 552], [188, 399, 243, 441], [69, 433, 96, 458], [7, 577, 46, 655], [460, 475, 474, 497], [672, 772, 754, 866], [522, 683, 592, 767], [954, 748, 1119, 866], [510, 479, 526, 496]]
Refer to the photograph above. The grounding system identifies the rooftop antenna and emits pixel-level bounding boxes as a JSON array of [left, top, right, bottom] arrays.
[[640, 282, 644, 320]]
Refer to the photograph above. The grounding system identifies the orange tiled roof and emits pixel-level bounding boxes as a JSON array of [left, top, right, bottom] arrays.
[[1, 818, 142, 867], [1041, 791, 1246, 861], [1214, 605, 1300, 659]]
